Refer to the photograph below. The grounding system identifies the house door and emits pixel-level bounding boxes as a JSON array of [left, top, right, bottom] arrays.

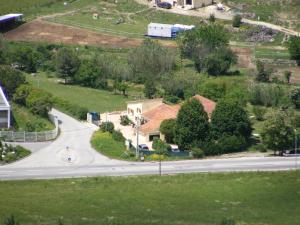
[[186, 0, 192, 5]]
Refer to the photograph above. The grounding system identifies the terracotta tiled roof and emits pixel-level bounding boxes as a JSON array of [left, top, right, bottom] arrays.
[[193, 95, 216, 117], [139, 95, 216, 135], [140, 104, 180, 135]]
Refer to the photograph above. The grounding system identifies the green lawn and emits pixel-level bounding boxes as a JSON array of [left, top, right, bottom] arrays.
[[26, 73, 134, 113], [0, 171, 299, 225], [91, 131, 133, 160], [11, 103, 55, 132], [255, 47, 290, 60]]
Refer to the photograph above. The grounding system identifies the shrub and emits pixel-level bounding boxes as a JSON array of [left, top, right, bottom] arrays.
[[147, 153, 164, 161], [25, 88, 53, 117], [191, 147, 204, 158], [232, 14, 242, 28], [152, 138, 171, 154], [252, 106, 267, 121], [164, 95, 180, 104], [160, 119, 176, 143], [100, 122, 114, 133], [120, 115, 131, 126], [250, 143, 267, 153], [204, 135, 247, 156], [112, 130, 125, 142], [218, 218, 236, 225]]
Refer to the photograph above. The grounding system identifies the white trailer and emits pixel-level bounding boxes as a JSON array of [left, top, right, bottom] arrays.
[[147, 23, 173, 38]]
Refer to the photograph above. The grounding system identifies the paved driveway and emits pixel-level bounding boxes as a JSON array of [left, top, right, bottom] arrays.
[[6, 109, 125, 169]]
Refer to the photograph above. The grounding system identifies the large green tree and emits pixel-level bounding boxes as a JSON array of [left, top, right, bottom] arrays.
[[175, 98, 209, 150], [56, 48, 80, 83], [261, 112, 294, 155], [10, 46, 38, 73], [210, 98, 252, 140], [0, 65, 26, 97], [288, 36, 300, 65], [26, 88, 53, 117]]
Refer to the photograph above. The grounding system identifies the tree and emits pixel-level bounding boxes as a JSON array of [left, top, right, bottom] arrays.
[[144, 79, 157, 99], [13, 84, 33, 106], [160, 118, 176, 143], [26, 88, 53, 117], [261, 112, 294, 155], [284, 70, 292, 84], [210, 98, 252, 140], [152, 138, 171, 154], [74, 59, 107, 89], [128, 39, 175, 83], [100, 122, 114, 133], [0, 65, 26, 97], [116, 82, 129, 96], [255, 61, 271, 82], [204, 47, 237, 75], [10, 46, 39, 73], [232, 14, 242, 28], [177, 24, 230, 59], [175, 98, 209, 150], [56, 48, 80, 83], [289, 87, 300, 109], [288, 36, 300, 65]]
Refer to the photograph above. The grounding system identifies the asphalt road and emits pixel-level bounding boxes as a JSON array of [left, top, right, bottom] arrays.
[[0, 109, 298, 180]]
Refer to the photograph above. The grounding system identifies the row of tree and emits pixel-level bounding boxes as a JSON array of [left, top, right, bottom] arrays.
[[160, 97, 252, 155]]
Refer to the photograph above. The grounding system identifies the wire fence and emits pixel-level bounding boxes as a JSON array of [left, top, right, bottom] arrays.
[[0, 115, 59, 142]]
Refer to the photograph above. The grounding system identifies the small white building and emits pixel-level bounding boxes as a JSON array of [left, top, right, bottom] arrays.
[[147, 23, 174, 38], [0, 86, 11, 129]]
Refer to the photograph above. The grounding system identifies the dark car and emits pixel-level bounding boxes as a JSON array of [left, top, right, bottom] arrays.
[[138, 144, 149, 151], [157, 2, 172, 9]]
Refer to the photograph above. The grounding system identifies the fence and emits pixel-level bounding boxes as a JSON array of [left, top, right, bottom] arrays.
[[0, 115, 59, 142]]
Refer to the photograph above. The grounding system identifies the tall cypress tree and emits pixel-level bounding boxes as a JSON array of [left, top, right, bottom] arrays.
[[175, 98, 209, 150]]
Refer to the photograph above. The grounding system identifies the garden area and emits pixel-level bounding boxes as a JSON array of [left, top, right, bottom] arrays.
[[0, 171, 299, 225], [0, 140, 30, 165]]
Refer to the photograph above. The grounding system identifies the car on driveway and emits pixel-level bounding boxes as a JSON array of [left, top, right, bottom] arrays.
[[157, 2, 172, 9], [138, 144, 149, 151], [170, 145, 181, 153]]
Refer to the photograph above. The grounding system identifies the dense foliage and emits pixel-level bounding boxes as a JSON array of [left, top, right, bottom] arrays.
[[175, 98, 209, 150]]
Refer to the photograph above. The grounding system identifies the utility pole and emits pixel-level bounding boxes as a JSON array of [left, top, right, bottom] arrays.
[[295, 129, 298, 170], [136, 117, 140, 160]]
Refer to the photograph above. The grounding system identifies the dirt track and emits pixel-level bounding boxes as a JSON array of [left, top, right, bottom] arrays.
[[4, 20, 143, 48]]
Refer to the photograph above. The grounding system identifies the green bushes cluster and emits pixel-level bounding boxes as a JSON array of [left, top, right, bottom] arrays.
[[13, 84, 53, 118], [120, 115, 131, 126], [100, 122, 115, 133]]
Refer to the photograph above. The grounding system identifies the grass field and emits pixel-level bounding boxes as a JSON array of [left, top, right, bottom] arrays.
[[0, 171, 299, 225], [91, 131, 132, 160], [11, 103, 55, 132], [47, 0, 204, 38], [26, 73, 134, 113]]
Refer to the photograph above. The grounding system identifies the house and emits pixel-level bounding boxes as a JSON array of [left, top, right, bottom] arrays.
[[127, 95, 216, 142], [0, 13, 23, 30], [147, 23, 195, 38], [177, 0, 213, 9], [0, 86, 11, 129], [127, 98, 164, 122]]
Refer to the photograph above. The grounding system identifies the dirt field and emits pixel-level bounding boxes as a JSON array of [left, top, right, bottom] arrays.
[[3, 19, 177, 48], [3, 20, 143, 48], [231, 46, 255, 69]]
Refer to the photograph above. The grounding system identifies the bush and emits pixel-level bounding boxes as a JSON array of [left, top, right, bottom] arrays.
[[204, 135, 247, 156], [100, 122, 114, 133], [25, 88, 53, 117], [120, 115, 131, 126], [160, 119, 176, 143], [232, 14, 242, 28], [152, 138, 171, 154], [147, 153, 164, 161], [164, 95, 180, 104], [112, 130, 125, 142], [252, 106, 267, 121], [191, 147, 204, 158], [218, 218, 236, 225], [250, 143, 267, 153]]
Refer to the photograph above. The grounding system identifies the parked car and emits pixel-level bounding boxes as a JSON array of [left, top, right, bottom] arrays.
[[138, 144, 149, 151], [170, 145, 181, 153], [157, 2, 172, 9]]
